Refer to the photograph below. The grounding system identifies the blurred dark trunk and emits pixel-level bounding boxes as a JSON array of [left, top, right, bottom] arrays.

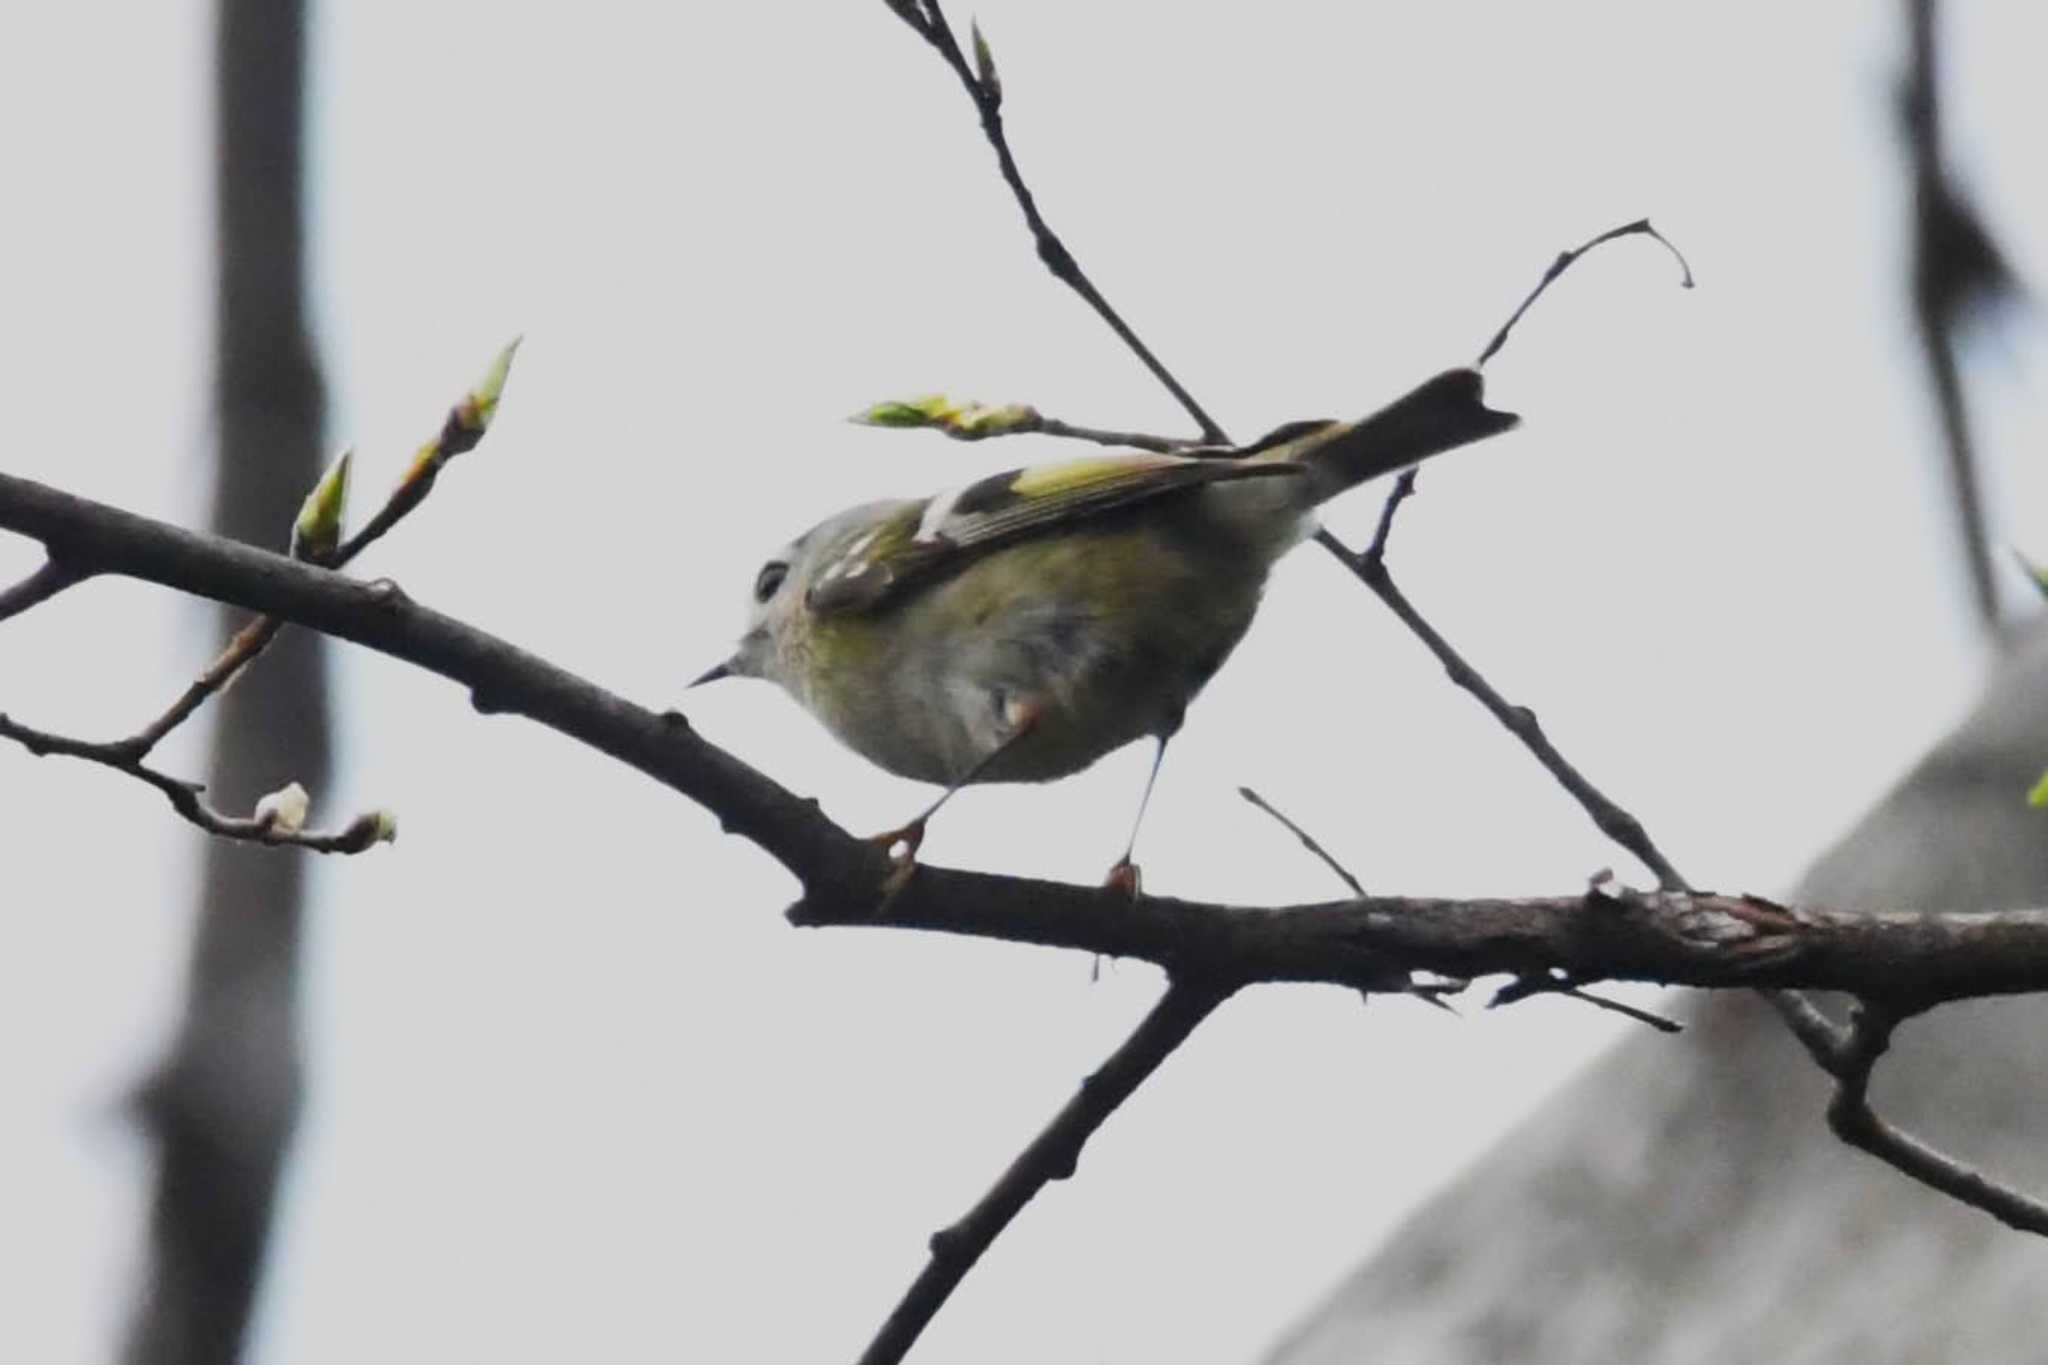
[[124, 2, 328, 1361]]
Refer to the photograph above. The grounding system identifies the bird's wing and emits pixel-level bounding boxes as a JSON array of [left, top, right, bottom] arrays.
[[804, 452, 1304, 616]]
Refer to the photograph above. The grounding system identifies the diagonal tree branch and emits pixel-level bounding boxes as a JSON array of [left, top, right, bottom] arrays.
[[1313, 529, 1688, 891], [859, 980, 1234, 1365]]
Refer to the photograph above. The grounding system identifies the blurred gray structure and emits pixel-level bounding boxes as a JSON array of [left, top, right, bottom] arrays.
[[123, 2, 327, 1360], [1269, 623, 2048, 1363]]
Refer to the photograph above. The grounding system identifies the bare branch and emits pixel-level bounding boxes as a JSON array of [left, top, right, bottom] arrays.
[[1358, 217, 1692, 573], [859, 980, 1234, 1365], [1821, 1002, 2048, 1234], [1758, 986, 1851, 1063], [0, 556, 89, 623], [1314, 529, 1687, 890], [1239, 784, 1367, 899], [884, 0, 1227, 442], [118, 614, 288, 759], [1474, 218, 1694, 371], [113, 342, 517, 759], [1361, 469, 1422, 568], [0, 712, 392, 854]]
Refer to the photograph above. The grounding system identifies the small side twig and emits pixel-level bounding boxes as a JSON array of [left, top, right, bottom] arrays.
[[1487, 972, 1683, 1034], [1474, 218, 1695, 370], [883, 0, 1227, 444], [0, 556, 89, 624], [1361, 469, 1422, 568], [1035, 417, 1195, 454], [857, 978, 1235, 1365], [1239, 785, 1366, 899], [1362, 217, 1693, 559], [1816, 999, 2048, 1234], [0, 711, 392, 854]]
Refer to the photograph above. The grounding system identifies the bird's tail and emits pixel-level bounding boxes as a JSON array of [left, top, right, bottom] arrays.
[[1245, 367, 1520, 507]]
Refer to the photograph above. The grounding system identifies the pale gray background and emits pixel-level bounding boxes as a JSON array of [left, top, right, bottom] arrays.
[[3, 2, 2045, 1361]]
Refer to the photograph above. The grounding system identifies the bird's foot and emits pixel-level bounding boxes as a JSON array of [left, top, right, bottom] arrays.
[[868, 817, 928, 910], [1103, 858, 1143, 900]]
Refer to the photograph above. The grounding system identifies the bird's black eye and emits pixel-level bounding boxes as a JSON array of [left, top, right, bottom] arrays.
[[753, 561, 789, 603]]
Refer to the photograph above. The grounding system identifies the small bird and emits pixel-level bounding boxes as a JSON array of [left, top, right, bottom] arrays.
[[696, 368, 1517, 890]]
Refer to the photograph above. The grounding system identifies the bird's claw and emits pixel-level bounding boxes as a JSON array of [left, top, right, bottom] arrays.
[[868, 818, 927, 913], [1103, 858, 1143, 899]]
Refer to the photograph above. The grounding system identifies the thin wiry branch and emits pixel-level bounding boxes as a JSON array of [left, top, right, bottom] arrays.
[[1358, 217, 1693, 575], [1486, 971, 1683, 1034], [1035, 417, 1194, 453], [1239, 787, 1674, 1030], [1239, 784, 1367, 899], [1474, 218, 1694, 370], [1314, 528, 1689, 891]]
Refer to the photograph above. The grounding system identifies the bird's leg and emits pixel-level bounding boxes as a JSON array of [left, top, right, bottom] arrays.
[[869, 695, 1044, 900], [1104, 730, 1174, 898]]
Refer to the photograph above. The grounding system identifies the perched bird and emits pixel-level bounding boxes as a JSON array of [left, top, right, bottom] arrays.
[[696, 368, 1517, 890]]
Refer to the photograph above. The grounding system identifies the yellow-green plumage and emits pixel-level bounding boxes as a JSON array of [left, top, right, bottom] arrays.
[[718, 367, 1518, 800]]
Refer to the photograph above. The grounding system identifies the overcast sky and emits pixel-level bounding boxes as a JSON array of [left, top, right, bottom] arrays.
[[4, 3, 2047, 1362]]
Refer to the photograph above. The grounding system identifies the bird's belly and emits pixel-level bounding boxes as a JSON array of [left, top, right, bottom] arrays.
[[799, 522, 1269, 787]]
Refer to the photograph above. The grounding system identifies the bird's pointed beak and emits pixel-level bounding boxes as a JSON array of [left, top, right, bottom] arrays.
[[690, 659, 736, 688]]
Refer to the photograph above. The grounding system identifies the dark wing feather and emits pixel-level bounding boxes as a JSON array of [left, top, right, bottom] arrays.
[[804, 453, 1303, 617]]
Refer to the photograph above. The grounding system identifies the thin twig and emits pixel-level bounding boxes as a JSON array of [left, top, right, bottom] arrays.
[[1474, 218, 1694, 371], [1316, 528, 1688, 891], [1036, 417, 1196, 454], [118, 614, 287, 758], [884, 0, 1227, 443], [0, 711, 392, 854], [1487, 973, 1683, 1034], [1239, 785, 1367, 898], [0, 556, 89, 624], [1819, 1001, 2048, 1234], [1362, 217, 1694, 560], [111, 345, 515, 759], [858, 979, 1235, 1365], [1242, 786, 1679, 1031], [1361, 469, 1422, 567]]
